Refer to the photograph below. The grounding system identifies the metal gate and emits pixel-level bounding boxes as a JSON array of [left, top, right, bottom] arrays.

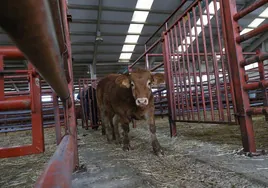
[[162, 0, 268, 152]]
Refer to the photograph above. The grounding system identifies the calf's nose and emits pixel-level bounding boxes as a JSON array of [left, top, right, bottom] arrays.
[[136, 98, 148, 106]]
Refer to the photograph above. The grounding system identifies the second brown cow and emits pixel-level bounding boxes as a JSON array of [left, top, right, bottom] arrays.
[[96, 68, 165, 155]]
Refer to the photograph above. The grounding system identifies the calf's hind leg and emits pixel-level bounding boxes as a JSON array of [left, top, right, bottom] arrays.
[[112, 114, 122, 144]]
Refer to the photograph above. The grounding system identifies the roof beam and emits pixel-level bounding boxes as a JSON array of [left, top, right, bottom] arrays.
[[72, 50, 144, 55], [68, 4, 173, 15], [70, 31, 160, 38], [71, 42, 144, 46], [72, 19, 161, 26]]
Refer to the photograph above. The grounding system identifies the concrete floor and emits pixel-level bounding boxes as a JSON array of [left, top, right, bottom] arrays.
[[72, 119, 268, 188]]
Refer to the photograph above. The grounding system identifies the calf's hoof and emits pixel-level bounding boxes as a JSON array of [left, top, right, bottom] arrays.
[[153, 147, 164, 156], [122, 144, 133, 151]]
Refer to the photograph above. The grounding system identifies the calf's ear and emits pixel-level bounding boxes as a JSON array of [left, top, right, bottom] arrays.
[[152, 73, 165, 85], [115, 74, 130, 88]]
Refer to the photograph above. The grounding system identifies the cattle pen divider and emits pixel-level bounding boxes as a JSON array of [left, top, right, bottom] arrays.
[[129, 0, 268, 153]]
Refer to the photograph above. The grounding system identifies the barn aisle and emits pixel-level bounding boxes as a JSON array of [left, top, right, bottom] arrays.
[[72, 118, 268, 188]]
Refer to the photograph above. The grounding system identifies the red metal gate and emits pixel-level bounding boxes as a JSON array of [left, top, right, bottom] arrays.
[[221, 0, 268, 152], [0, 49, 44, 158]]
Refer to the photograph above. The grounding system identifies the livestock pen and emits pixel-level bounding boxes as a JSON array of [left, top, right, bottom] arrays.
[[1, 0, 268, 188]]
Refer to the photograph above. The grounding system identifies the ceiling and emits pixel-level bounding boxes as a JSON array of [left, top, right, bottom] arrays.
[[0, 0, 267, 93]]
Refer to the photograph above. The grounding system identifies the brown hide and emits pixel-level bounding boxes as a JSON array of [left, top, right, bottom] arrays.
[[97, 68, 165, 155]]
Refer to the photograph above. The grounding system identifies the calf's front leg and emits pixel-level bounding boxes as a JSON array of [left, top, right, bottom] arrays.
[[146, 109, 164, 156]]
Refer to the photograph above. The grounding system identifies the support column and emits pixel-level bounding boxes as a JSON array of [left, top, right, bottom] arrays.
[[90, 63, 96, 79]]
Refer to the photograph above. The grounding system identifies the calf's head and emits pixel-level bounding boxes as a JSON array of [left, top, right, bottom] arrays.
[[115, 69, 165, 107]]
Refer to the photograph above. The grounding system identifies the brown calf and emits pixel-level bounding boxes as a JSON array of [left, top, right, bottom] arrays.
[[96, 68, 165, 155]]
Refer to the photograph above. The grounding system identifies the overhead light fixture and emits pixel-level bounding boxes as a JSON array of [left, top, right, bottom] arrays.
[[118, 0, 155, 62], [128, 24, 144, 34], [95, 30, 103, 42], [135, 0, 154, 9], [240, 28, 253, 35], [125, 35, 139, 43], [132, 11, 149, 22], [259, 7, 268, 18], [122, 45, 136, 52], [119, 53, 132, 60], [248, 18, 265, 28]]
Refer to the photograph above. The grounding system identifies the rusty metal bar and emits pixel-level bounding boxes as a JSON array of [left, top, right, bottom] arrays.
[[192, 6, 207, 120], [233, 0, 267, 21], [0, 0, 70, 101], [240, 52, 268, 67], [162, 32, 177, 136], [0, 97, 31, 111], [237, 24, 268, 43], [221, 0, 256, 152], [53, 93, 61, 145], [243, 80, 268, 90], [34, 135, 74, 188], [198, 1, 215, 121], [246, 107, 268, 115]]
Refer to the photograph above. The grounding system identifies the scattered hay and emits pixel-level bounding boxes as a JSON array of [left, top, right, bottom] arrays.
[[0, 128, 61, 188], [76, 117, 267, 187]]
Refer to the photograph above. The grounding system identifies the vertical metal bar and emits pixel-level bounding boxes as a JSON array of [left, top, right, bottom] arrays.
[[198, 1, 214, 120], [182, 17, 195, 120], [0, 56, 4, 101], [192, 6, 207, 121], [78, 79, 84, 128], [170, 28, 180, 120], [219, 2, 237, 124], [213, 0, 231, 122], [174, 23, 185, 120], [162, 32, 177, 136], [187, 12, 200, 121], [221, 0, 256, 152], [28, 63, 44, 153], [178, 21, 190, 120], [167, 29, 177, 122], [205, 0, 223, 121], [257, 49, 268, 121], [145, 44, 149, 70], [53, 92, 61, 145]]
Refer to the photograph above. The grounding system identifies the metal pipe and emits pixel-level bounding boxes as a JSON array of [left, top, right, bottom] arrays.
[[0, 0, 70, 101], [237, 24, 268, 43], [233, 0, 267, 21], [49, 0, 71, 83], [0, 97, 31, 111], [240, 52, 268, 67], [34, 135, 75, 188]]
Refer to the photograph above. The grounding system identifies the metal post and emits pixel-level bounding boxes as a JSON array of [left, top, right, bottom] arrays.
[[221, 0, 256, 152]]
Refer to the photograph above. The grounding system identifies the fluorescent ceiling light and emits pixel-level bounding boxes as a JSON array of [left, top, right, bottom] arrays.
[[119, 53, 132, 60], [204, 1, 220, 15], [135, 0, 154, 10], [191, 26, 202, 36], [132, 11, 149, 22], [183, 36, 196, 45], [196, 15, 213, 26], [240, 28, 253, 35], [259, 7, 268, 18], [128, 24, 144, 34], [122, 45, 136, 52], [118, 59, 130, 63], [125, 35, 139, 43], [248, 18, 265, 28]]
